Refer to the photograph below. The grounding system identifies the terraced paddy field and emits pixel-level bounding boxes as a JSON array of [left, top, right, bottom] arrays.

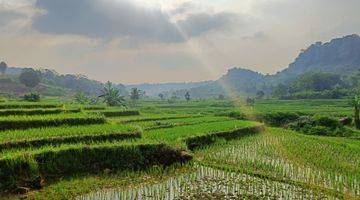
[[0, 99, 359, 199]]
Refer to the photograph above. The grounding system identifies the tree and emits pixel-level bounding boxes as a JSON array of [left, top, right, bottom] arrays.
[[256, 90, 265, 99], [246, 97, 255, 106], [218, 94, 225, 100], [0, 61, 7, 75], [352, 95, 360, 129], [158, 93, 164, 100], [130, 88, 141, 101], [272, 83, 289, 98], [19, 68, 41, 88], [74, 92, 90, 104], [99, 81, 125, 107], [185, 91, 191, 102]]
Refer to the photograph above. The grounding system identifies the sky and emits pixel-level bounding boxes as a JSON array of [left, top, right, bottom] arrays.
[[0, 0, 360, 84]]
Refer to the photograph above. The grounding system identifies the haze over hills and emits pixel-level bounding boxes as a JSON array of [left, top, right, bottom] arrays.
[[1, 34, 360, 98], [176, 34, 360, 98]]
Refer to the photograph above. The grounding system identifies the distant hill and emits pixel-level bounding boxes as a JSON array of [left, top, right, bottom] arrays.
[[179, 34, 360, 98], [1, 67, 127, 97], [275, 34, 360, 82], [125, 81, 212, 97]]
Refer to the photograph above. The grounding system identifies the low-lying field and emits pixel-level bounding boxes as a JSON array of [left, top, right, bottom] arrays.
[[0, 99, 359, 199]]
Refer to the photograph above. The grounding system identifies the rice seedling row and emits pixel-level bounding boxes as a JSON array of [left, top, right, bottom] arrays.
[[195, 128, 360, 198], [0, 108, 81, 116], [0, 113, 106, 130], [78, 165, 331, 200]]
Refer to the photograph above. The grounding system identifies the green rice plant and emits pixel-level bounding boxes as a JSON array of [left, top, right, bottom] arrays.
[[185, 125, 264, 150], [83, 106, 106, 111], [0, 108, 81, 116], [196, 127, 360, 197], [130, 116, 232, 130], [78, 165, 331, 199], [142, 120, 261, 148], [0, 124, 141, 151], [0, 103, 62, 109], [0, 113, 106, 130], [0, 143, 191, 192], [100, 110, 140, 117]]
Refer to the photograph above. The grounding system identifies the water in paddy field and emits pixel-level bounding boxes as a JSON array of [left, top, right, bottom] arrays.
[[77, 166, 335, 200]]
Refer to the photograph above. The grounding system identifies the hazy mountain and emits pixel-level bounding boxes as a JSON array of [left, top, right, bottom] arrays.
[[181, 34, 360, 98], [274, 34, 360, 82]]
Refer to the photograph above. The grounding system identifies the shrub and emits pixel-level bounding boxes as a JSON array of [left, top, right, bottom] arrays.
[[314, 116, 342, 129], [258, 112, 300, 126], [289, 115, 353, 137], [216, 111, 246, 120], [23, 93, 40, 102]]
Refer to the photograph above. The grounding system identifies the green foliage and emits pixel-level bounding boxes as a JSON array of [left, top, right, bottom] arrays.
[[74, 92, 90, 104], [258, 112, 300, 126], [19, 68, 41, 88], [272, 72, 349, 99], [289, 115, 352, 137], [23, 92, 41, 102], [215, 111, 246, 120], [99, 82, 126, 107], [130, 88, 141, 101]]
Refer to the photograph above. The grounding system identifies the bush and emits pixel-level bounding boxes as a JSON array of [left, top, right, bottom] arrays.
[[258, 112, 300, 126], [23, 93, 40, 102], [289, 115, 353, 137], [216, 111, 246, 120]]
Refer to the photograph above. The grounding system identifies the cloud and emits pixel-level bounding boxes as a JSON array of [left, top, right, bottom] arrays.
[[0, 7, 27, 27], [32, 0, 236, 43], [178, 12, 236, 37]]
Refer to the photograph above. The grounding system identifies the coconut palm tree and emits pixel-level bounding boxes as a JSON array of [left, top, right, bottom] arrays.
[[99, 81, 126, 107]]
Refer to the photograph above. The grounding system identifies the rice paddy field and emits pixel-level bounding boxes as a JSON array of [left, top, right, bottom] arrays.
[[0, 99, 359, 199]]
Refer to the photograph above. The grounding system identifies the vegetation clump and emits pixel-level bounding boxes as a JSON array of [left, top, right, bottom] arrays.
[[23, 92, 40, 102], [289, 115, 352, 136]]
